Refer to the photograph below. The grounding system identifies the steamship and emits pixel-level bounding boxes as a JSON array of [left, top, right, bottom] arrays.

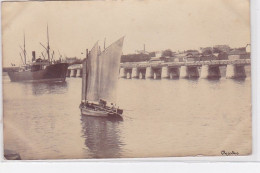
[[7, 27, 68, 82]]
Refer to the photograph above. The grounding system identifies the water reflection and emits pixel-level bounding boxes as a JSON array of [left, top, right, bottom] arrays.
[[232, 77, 246, 82], [207, 77, 221, 80], [3, 73, 251, 159], [80, 115, 124, 158], [30, 82, 68, 95]]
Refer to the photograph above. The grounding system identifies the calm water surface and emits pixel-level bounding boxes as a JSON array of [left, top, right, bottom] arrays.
[[3, 74, 251, 159]]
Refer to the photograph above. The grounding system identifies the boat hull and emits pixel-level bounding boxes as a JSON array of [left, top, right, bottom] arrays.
[[7, 63, 69, 82], [81, 107, 109, 117], [80, 105, 123, 120]]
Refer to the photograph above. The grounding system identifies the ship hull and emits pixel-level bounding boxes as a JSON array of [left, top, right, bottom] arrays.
[[7, 63, 69, 82]]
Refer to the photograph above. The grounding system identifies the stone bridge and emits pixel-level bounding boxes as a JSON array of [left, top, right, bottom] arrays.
[[67, 59, 251, 79]]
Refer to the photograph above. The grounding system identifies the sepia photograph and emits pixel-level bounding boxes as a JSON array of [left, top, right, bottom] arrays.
[[2, 0, 251, 160]]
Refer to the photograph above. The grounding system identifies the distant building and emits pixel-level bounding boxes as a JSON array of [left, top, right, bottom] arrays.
[[185, 50, 200, 57], [228, 46, 250, 60], [121, 53, 151, 63], [155, 51, 162, 58], [228, 47, 246, 55], [199, 54, 218, 61], [149, 57, 162, 62]]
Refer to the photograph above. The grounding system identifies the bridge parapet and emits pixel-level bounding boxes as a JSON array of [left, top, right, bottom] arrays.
[[68, 64, 82, 70], [119, 59, 250, 68]]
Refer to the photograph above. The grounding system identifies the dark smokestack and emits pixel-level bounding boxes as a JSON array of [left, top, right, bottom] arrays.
[[32, 51, 36, 61]]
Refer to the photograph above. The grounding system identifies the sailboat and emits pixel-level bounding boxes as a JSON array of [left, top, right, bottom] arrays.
[[79, 37, 124, 118], [7, 26, 68, 82]]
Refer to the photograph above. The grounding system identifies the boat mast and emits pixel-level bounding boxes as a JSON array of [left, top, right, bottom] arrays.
[[84, 49, 88, 102]]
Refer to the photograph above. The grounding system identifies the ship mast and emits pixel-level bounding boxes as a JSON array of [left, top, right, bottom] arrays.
[[40, 25, 51, 63], [20, 32, 27, 64], [47, 25, 50, 62], [23, 33, 26, 64]]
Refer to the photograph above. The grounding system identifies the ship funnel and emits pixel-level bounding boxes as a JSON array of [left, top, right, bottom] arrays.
[[32, 51, 36, 61]]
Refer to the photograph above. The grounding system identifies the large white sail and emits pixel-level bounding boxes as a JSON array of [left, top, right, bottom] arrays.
[[98, 37, 124, 103], [86, 42, 100, 101]]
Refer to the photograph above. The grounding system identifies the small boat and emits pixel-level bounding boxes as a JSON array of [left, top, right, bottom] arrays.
[[7, 26, 68, 82], [79, 37, 124, 118]]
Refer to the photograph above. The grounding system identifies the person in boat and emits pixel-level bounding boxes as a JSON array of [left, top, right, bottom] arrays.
[[84, 101, 89, 107], [89, 103, 95, 109], [80, 101, 84, 108], [99, 99, 107, 107], [80, 101, 88, 108], [111, 103, 117, 112]]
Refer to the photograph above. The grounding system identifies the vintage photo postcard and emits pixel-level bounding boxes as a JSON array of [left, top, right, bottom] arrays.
[[2, 0, 251, 160]]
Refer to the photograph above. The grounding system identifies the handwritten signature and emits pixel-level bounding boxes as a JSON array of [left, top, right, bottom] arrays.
[[221, 150, 239, 156]]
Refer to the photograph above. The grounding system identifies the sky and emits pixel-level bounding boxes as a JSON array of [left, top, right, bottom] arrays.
[[2, 0, 250, 67]]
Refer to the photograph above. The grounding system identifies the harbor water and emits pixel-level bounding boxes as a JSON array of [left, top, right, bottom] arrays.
[[3, 72, 251, 159]]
